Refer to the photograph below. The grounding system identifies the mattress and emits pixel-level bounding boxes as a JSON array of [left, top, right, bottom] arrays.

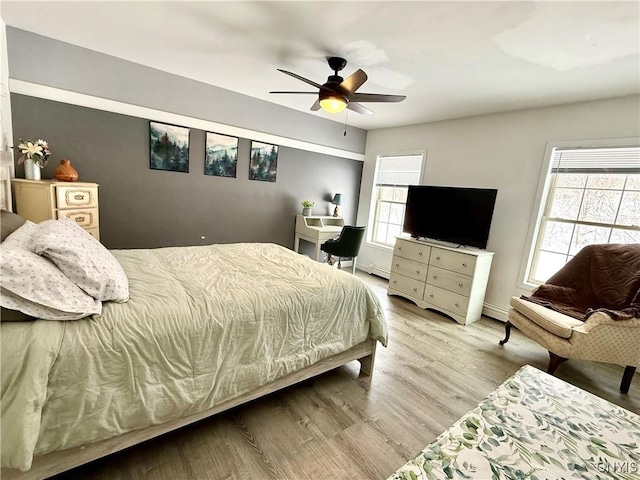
[[1, 243, 387, 471]]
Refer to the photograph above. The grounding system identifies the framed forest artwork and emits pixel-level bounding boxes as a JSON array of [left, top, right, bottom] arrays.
[[205, 132, 238, 178], [149, 121, 190, 173], [249, 141, 278, 182]]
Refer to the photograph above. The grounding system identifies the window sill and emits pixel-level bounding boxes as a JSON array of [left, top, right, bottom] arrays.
[[364, 241, 394, 252]]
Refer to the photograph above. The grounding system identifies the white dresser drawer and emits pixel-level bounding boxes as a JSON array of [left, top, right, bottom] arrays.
[[423, 284, 470, 315], [430, 247, 476, 275], [393, 238, 431, 264], [56, 185, 98, 209], [426, 266, 473, 297], [389, 272, 425, 299], [391, 257, 428, 282], [57, 208, 99, 228]]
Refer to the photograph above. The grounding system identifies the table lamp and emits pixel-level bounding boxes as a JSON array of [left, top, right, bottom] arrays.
[[331, 193, 343, 217]]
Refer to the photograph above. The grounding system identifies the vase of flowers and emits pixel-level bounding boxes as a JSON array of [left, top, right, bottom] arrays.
[[301, 199, 315, 216], [17, 139, 51, 180]]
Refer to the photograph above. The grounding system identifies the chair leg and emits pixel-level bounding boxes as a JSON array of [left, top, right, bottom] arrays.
[[547, 352, 568, 374], [499, 322, 512, 345], [351, 256, 357, 274], [337, 257, 342, 269], [620, 366, 636, 394]]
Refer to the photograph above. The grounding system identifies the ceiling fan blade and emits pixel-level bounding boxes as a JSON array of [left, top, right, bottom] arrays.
[[277, 69, 323, 89], [269, 91, 318, 95], [339, 69, 368, 95], [310, 99, 321, 111], [349, 93, 406, 103], [347, 102, 374, 115]]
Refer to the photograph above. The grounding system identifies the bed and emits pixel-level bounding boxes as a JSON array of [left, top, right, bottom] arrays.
[[1, 219, 387, 479], [389, 365, 640, 479]]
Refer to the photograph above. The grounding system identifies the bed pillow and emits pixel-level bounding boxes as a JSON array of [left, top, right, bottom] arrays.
[[1, 210, 26, 242], [0, 306, 36, 322], [2, 220, 37, 249], [0, 246, 102, 320], [32, 219, 129, 302]]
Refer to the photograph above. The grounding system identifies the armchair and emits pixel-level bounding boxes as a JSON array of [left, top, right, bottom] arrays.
[[500, 244, 640, 393]]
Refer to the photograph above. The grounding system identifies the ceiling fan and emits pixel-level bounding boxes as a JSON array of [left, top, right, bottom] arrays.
[[269, 57, 406, 115]]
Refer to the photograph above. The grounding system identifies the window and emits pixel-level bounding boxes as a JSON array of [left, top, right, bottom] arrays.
[[369, 154, 424, 247], [528, 145, 640, 284]]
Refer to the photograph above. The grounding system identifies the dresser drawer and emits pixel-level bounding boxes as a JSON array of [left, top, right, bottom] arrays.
[[56, 185, 98, 209], [389, 272, 425, 299], [85, 227, 100, 241], [423, 284, 469, 315], [430, 247, 476, 275], [427, 266, 473, 297], [391, 257, 428, 282], [57, 208, 99, 228], [393, 238, 431, 264]]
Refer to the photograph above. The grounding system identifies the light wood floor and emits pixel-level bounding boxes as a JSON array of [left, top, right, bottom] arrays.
[[52, 272, 639, 480]]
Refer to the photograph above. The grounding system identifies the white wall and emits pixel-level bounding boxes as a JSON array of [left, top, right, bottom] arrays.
[[356, 95, 640, 320]]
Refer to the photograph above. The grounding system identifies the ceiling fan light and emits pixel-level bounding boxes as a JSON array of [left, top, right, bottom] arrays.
[[319, 95, 348, 114]]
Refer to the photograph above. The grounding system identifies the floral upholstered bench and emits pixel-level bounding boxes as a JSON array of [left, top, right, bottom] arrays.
[[389, 365, 640, 480]]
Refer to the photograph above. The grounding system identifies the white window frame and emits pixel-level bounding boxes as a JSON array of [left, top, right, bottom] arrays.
[[518, 137, 640, 288], [367, 151, 426, 249]]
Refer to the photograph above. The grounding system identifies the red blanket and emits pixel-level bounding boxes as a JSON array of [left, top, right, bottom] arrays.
[[523, 244, 640, 321]]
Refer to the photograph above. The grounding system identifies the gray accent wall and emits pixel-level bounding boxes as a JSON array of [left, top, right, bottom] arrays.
[[7, 27, 367, 154], [11, 94, 363, 251]]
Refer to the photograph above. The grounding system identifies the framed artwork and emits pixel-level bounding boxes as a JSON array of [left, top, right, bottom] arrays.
[[149, 121, 190, 173], [249, 141, 278, 182], [205, 132, 238, 178]]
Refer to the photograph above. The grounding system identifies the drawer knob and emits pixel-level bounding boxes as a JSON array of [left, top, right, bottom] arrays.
[[398, 247, 402, 250], [74, 194, 85, 201], [436, 256, 441, 260], [416, 270, 420, 274], [429, 293, 434, 298], [432, 274, 437, 279], [458, 283, 463, 287], [393, 280, 397, 284], [455, 302, 460, 307], [462, 263, 467, 267], [418, 251, 423, 256], [413, 288, 418, 292], [75, 216, 85, 223], [395, 263, 400, 267]]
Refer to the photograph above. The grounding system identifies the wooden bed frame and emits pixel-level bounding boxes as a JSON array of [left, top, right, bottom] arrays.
[[2, 339, 377, 480]]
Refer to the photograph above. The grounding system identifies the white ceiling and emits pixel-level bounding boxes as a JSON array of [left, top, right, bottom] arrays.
[[2, 1, 639, 130]]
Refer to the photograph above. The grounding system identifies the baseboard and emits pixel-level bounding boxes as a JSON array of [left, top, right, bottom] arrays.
[[483, 302, 509, 322], [364, 264, 390, 280]]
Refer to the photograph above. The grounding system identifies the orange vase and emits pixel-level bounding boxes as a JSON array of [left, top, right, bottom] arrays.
[[54, 159, 79, 182]]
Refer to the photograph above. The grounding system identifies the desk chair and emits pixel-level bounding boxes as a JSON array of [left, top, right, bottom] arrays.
[[321, 226, 366, 274]]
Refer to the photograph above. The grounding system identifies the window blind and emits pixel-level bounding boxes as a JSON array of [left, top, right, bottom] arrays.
[[552, 146, 640, 173], [375, 155, 423, 186]]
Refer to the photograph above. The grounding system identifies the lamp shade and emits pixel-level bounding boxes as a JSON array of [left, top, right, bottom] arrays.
[[332, 193, 343, 205]]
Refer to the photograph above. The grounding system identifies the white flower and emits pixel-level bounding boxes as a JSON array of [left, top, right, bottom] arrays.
[[17, 138, 52, 167], [20, 142, 43, 157]]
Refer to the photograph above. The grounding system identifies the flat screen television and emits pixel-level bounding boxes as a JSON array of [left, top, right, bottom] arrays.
[[403, 186, 498, 249]]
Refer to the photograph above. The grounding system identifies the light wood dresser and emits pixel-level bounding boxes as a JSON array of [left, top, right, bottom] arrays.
[[12, 179, 100, 240], [388, 237, 493, 325]]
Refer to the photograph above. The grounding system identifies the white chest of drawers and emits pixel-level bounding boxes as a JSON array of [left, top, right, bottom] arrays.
[[388, 237, 493, 325], [12, 179, 100, 240]]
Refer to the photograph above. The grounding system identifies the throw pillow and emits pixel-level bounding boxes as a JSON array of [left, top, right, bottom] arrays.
[[33, 219, 129, 302]]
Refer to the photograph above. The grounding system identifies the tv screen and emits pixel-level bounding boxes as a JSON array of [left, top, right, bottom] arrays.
[[403, 186, 498, 249]]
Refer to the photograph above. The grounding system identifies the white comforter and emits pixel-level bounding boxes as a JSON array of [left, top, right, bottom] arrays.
[[1, 243, 387, 471]]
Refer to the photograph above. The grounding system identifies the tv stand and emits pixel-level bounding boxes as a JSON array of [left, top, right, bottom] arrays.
[[388, 237, 494, 325]]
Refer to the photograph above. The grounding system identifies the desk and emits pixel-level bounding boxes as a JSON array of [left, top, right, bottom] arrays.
[[294, 215, 345, 261]]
